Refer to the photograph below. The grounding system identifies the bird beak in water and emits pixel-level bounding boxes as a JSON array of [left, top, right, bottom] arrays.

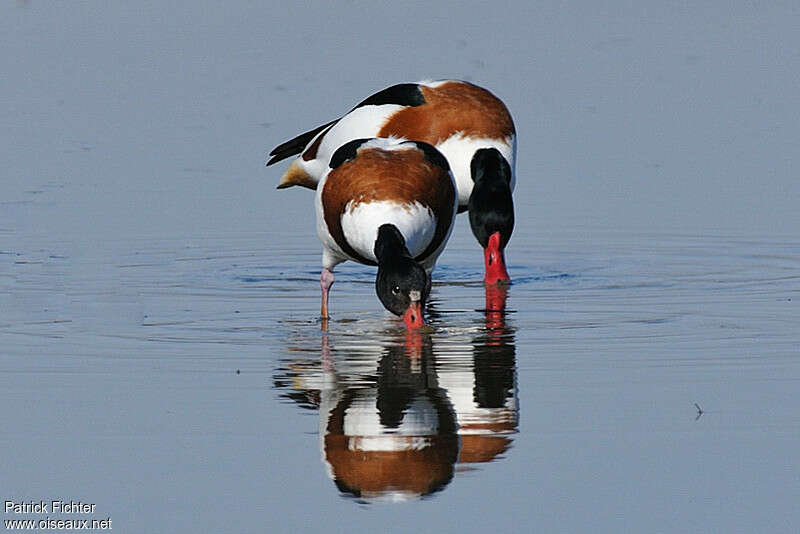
[[484, 231, 510, 284], [402, 290, 425, 329]]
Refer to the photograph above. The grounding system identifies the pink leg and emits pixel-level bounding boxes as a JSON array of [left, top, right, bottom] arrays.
[[320, 268, 335, 319]]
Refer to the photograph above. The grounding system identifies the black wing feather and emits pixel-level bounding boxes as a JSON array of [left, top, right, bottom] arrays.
[[266, 84, 426, 167], [266, 119, 337, 166]]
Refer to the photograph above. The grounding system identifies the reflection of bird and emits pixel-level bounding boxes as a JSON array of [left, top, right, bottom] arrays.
[[319, 333, 459, 501], [315, 138, 457, 328], [437, 284, 518, 464], [267, 80, 516, 284], [273, 297, 519, 500]]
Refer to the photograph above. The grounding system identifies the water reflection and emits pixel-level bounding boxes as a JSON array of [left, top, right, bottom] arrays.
[[273, 284, 518, 502], [443, 284, 517, 466], [321, 333, 459, 501]]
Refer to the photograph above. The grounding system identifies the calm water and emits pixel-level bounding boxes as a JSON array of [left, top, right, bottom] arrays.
[[3, 2, 799, 532]]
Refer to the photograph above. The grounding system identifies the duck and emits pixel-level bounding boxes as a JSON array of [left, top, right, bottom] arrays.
[[315, 137, 457, 329], [267, 79, 516, 284]]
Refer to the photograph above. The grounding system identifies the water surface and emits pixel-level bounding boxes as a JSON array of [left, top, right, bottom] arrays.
[[2, 1, 799, 532]]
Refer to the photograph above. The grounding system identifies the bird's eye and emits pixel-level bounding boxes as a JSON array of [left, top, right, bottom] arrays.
[[391, 285, 400, 295]]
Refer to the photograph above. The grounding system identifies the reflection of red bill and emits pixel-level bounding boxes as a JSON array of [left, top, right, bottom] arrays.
[[484, 283, 509, 333], [484, 232, 510, 284], [404, 330, 424, 359]]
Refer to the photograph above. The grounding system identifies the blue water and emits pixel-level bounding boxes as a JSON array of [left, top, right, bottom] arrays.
[[2, 2, 799, 532]]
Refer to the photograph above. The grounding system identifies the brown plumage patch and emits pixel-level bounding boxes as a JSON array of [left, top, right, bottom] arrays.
[[458, 435, 513, 464], [322, 145, 455, 265], [325, 434, 458, 497], [324, 391, 458, 497], [456, 420, 517, 463], [378, 81, 515, 144]]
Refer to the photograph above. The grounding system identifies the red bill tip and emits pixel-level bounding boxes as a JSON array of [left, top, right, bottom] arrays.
[[402, 301, 425, 330], [484, 232, 510, 284]]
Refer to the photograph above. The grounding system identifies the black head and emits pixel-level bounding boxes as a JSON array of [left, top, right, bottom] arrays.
[[468, 148, 514, 249], [470, 147, 512, 186], [374, 224, 429, 326]]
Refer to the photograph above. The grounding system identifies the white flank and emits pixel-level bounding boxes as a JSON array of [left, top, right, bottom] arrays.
[[340, 200, 436, 262], [434, 134, 517, 207]]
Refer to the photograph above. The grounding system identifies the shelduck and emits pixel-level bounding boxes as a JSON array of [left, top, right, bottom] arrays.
[[315, 137, 457, 328], [267, 80, 516, 284]]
